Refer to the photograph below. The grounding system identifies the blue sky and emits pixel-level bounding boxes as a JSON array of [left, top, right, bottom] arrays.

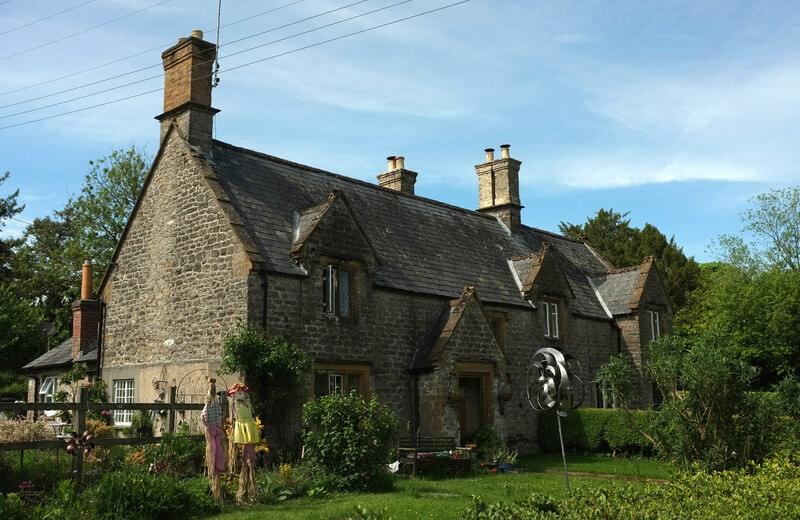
[[1, 0, 798, 263]]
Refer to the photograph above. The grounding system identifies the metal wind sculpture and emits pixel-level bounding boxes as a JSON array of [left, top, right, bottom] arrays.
[[526, 347, 584, 491]]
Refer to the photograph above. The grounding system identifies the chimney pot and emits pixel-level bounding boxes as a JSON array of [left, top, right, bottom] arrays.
[[191, 29, 204, 39], [500, 144, 510, 159], [485, 148, 495, 162], [81, 261, 93, 300], [386, 156, 397, 170], [395, 156, 405, 169]]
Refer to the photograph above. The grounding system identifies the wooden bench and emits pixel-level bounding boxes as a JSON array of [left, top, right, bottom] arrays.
[[397, 436, 472, 475]]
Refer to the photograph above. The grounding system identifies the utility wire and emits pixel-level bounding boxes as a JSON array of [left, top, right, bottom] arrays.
[[0, 0, 174, 62], [0, 1, 14, 7], [1, 0, 367, 109], [0, 0, 302, 98], [0, 0, 95, 37], [0, 0, 470, 131], [1, 0, 403, 117], [2, 0, 405, 116]]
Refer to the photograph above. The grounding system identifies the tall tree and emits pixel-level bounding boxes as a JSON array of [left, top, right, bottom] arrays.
[[0, 172, 25, 283], [714, 186, 800, 273], [60, 145, 149, 286], [560, 208, 701, 311], [10, 145, 149, 343]]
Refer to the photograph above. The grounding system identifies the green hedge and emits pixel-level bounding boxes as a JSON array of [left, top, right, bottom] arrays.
[[538, 408, 653, 455]]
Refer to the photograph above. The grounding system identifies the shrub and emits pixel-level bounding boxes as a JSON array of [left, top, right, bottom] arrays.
[[124, 410, 153, 438], [0, 417, 54, 443], [0, 492, 26, 520], [301, 391, 397, 491], [462, 456, 800, 519], [219, 323, 311, 447], [468, 427, 503, 459], [85, 468, 219, 519], [143, 423, 204, 476], [537, 408, 652, 455]]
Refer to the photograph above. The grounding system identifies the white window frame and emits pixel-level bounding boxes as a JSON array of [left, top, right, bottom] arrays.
[[39, 376, 58, 417], [328, 374, 344, 395], [543, 301, 559, 339], [113, 379, 135, 426], [323, 265, 352, 318], [648, 310, 660, 341]]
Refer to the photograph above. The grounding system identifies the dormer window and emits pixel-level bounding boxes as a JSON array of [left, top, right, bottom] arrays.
[[323, 264, 353, 318], [543, 300, 560, 339]]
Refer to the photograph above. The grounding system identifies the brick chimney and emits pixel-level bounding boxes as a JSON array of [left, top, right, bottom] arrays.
[[155, 29, 219, 151], [475, 144, 523, 232], [71, 261, 102, 360], [377, 155, 418, 195]]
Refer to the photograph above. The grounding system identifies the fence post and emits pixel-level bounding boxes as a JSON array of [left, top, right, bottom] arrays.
[[168, 386, 177, 434], [72, 386, 88, 483]]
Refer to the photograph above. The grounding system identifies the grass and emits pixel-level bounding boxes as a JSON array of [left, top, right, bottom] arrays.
[[520, 453, 674, 480], [205, 455, 674, 519]]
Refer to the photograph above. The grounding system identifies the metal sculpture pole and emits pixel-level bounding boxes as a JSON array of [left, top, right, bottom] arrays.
[[526, 347, 584, 491]]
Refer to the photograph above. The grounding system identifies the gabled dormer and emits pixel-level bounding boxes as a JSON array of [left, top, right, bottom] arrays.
[[290, 190, 379, 322], [514, 242, 574, 341]]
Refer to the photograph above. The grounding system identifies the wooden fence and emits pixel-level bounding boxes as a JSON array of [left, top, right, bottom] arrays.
[[0, 386, 205, 481]]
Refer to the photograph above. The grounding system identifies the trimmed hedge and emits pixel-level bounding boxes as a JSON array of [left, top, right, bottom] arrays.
[[538, 408, 653, 455]]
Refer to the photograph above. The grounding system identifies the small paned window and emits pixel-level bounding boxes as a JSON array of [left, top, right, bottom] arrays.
[[648, 310, 660, 341], [314, 366, 368, 398], [323, 265, 353, 318], [113, 379, 135, 425], [543, 301, 560, 339]]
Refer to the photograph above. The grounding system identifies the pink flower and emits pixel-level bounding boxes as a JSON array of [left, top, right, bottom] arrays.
[[86, 382, 92, 387]]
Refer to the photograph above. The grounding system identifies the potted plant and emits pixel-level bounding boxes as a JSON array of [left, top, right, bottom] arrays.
[[495, 447, 518, 472]]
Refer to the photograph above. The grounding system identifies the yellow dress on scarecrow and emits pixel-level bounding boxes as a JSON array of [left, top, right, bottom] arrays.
[[232, 402, 259, 445]]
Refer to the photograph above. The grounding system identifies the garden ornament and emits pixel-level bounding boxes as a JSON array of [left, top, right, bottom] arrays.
[[526, 347, 584, 491], [64, 430, 94, 456], [200, 377, 226, 503], [227, 382, 259, 503]]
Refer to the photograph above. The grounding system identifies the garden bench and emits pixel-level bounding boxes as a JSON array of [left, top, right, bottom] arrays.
[[397, 436, 472, 475]]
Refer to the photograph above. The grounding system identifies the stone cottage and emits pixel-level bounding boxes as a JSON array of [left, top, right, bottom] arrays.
[[23, 262, 101, 416], [95, 31, 671, 448]]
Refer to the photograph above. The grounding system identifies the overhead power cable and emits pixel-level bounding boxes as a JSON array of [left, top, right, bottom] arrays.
[[0, 0, 470, 131], [0, 0, 302, 98], [1, 0, 369, 109], [0, 0, 174, 62], [1, 0, 401, 118], [0, 0, 95, 37]]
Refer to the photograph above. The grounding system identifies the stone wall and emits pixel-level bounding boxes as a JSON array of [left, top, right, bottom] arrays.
[[101, 131, 253, 396]]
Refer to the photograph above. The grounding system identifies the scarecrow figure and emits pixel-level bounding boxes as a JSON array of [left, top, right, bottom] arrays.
[[200, 378, 226, 503], [227, 382, 259, 503]]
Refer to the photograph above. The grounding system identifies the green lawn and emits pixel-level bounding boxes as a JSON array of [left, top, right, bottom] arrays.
[[520, 453, 674, 480], [205, 455, 674, 520]]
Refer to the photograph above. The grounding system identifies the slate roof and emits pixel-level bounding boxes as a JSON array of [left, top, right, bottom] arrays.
[[22, 339, 98, 371], [592, 269, 641, 316], [208, 140, 619, 318]]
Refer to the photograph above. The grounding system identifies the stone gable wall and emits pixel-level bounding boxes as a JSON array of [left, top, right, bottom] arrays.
[[100, 133, 253, 401]]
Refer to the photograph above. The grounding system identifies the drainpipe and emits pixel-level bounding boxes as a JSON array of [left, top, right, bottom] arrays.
[[411, 372, 419, 437]]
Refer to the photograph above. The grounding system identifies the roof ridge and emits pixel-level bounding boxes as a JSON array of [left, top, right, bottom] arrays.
[[212, 139, 504, 224]]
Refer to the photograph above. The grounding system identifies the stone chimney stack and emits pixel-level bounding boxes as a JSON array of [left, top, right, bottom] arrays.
[[377, 155, 418, 195], [475, 144, 523, 232], [71, 261, 102, 360], [156, 30, 219, 151]]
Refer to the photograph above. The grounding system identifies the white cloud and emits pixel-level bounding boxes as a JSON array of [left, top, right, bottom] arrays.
[[539, 155, 761, 190], [585, 60, 800, 135]]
